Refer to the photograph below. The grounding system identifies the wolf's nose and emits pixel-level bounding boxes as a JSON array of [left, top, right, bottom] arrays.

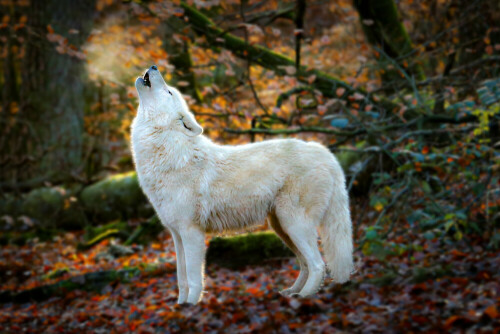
[[150, 65, 158, 71]]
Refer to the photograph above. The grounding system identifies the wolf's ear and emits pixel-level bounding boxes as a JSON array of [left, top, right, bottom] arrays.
[[178, 110, 203, 137]]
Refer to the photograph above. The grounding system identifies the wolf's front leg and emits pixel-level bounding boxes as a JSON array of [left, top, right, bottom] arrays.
[[177, 224, 206, 304], [169, 228, 189, 304]]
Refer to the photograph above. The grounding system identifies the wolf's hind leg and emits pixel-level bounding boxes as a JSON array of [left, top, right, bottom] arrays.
[[275, 208, 325, 297], [269, 213, 308, 296], [177, 225, 206, 304], [169, 228, 189, 304]]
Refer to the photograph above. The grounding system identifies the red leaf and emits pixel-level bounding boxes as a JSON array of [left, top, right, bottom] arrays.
[[484, 305, 498, 319]]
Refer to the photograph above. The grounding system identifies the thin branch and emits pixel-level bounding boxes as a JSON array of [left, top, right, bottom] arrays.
[[224, 126, 365, 136], [241, 0, 269, 115], [179, 1, 396, 111], [275, 86, 314, 108], [246, 5, 295, 25], [294, 0, 306, 71]]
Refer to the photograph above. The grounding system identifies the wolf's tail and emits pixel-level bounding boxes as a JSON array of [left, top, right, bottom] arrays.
[[319, 176, 354, 283]]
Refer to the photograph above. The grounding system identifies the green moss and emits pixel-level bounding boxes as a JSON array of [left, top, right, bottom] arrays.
[[0, 267, 144, 303], [206, 231, 294, 269], [20, 187, 84, 229], [78, 229, 126, 251], [80, 171, 152, 222], [336, 141, 369, 173], [78, 218, 164, 250], [0, 193, 22, 217], [22, 187, 64, 226], [411, 265, 452, 283], [20, 186, 87, 230], [84, 221, 131, 240], [368, 271, 398, 286], [124, 216, 164, 246], [77, 221, 131, 250], [0, 229, 61, 246], [42, 267, 71, 280]]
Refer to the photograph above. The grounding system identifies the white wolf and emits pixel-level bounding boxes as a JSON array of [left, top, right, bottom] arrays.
[[131, 66, 353, 305]]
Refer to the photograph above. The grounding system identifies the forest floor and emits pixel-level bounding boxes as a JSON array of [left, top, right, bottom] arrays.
[[0, 222, 498, 333]]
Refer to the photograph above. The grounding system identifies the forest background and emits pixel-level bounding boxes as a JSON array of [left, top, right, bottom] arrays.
[[0, 0, 499, 332]]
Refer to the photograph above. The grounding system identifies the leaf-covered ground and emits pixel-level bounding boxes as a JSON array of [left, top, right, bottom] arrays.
[[0, 227, 498, 333]]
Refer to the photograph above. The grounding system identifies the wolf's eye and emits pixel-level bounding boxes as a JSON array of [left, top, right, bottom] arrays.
[[168, 90, 172, 96], [178, 116, 192, 131]]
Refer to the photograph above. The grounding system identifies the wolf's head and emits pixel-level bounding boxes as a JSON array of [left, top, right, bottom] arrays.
[[135, 65, 203, 137]]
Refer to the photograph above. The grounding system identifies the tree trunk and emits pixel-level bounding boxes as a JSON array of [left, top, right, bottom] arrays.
[[353, 0, 425, 86], [0, 2, 20, 111], [0, 0, 96, 188], [455, 0, 499, 96]]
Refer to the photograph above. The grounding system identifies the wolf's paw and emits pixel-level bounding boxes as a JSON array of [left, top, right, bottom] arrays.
[[177, 296, 188, 305], [296, 287, 320, 297], [279, 288, 299, 297]]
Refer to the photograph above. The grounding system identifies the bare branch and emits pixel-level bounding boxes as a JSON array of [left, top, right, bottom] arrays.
[[224, 126, 365, 136]]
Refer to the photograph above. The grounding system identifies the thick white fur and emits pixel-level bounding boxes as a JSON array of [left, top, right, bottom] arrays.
[[131, 67, 354, 304]]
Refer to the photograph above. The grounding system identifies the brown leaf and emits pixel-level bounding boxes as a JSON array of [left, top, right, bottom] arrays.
[[484, 305, 498, 319]]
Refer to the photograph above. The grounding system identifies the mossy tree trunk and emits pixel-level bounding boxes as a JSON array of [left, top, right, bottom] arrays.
[[0, 0, 96, 188], [353, 0, 425, 86]]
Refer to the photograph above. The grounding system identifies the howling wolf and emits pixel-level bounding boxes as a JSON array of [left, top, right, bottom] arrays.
[[131, 65, 353, 305]]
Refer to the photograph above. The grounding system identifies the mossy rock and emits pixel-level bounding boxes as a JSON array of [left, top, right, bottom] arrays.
[[0, 229, 62, 246], [0, 194, 22, 230], [22, 187, 64, 222], [0, 193, 22, 216], [206, 231, 294, 269], [80, 171, 153, 223], [21, 187, 87, 230]]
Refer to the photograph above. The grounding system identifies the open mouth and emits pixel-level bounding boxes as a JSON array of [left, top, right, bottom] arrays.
[[143, 71, 151, 87]]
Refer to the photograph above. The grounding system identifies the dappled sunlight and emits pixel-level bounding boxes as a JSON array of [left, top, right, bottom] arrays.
[[0, 0, 498, 332], [84, 16, 169, 87]]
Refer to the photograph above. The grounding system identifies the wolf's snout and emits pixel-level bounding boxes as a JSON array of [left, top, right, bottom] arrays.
[[143, 72, 151, 87], [141, 66, 158, 88]]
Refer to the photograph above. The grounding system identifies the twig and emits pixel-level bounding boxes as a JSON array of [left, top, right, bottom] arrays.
[[275, 86, 314, 108], [241, 0, 269, 115], [224, 126, 365, 136], [294, 0, 306, 72]]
